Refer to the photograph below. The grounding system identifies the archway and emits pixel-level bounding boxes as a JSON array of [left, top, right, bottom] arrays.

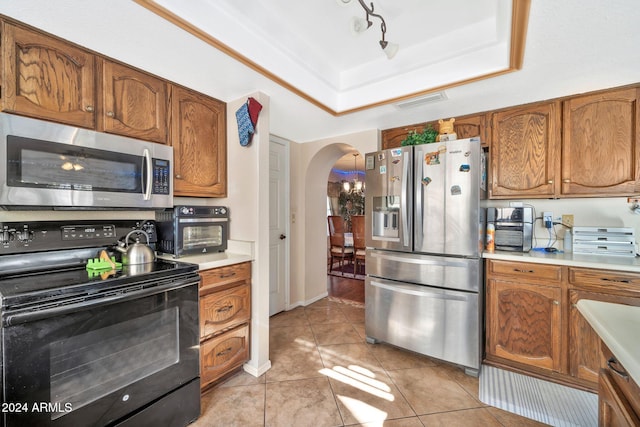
[[302, 143, 364, 301]]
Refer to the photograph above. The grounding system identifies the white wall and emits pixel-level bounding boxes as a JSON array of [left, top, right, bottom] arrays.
[[289, 130, 378, 307], [485, 197, 640, 251]]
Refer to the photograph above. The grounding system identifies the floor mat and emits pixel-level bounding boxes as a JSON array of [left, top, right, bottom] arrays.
[[479, 365, 597, 427]]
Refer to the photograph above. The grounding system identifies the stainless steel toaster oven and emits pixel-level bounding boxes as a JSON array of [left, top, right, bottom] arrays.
[[487, 207, 533, 252]]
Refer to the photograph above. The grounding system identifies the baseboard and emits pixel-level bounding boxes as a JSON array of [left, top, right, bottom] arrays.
[[243, 360, 271, 377]]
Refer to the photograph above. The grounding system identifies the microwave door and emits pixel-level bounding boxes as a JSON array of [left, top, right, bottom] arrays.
[[0, 113, 172, 209]]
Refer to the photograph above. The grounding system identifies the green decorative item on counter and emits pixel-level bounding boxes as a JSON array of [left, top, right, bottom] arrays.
[[400, 124, 438, 146]]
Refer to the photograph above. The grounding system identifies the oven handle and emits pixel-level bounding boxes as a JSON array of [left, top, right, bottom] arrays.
[[4, 278, 199, 326]]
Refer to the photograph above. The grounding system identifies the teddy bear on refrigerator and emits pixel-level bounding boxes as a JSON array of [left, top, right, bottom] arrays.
[[437, 118, 457, 142]]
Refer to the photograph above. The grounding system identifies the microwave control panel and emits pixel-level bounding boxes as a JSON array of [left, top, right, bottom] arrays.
[[152, 158, 170, 195]]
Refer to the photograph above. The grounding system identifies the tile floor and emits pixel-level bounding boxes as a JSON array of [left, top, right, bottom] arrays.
[[194, 298, 549, 426]]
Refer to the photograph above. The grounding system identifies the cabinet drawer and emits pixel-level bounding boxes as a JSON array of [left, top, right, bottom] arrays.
[[569, 267, 640, 291], [200, 284, 250, 339], [488, 260, 562, 283], [201, 324, 249, 389], [200, 262, 251, 293]]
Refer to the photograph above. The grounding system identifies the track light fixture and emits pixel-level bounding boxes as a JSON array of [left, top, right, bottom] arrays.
[[338, 0, 399, 59]]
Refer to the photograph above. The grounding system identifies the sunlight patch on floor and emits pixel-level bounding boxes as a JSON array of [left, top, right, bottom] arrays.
[[336, 395, 388, 425], [319, 367, 394, 401]]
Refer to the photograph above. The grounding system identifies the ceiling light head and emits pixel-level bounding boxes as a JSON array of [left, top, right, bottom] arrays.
[[381, 41, 399, 59], [350, 16, 371, 35]]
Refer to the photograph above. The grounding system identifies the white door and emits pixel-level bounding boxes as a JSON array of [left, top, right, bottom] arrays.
[[269, 136, 289, 315]]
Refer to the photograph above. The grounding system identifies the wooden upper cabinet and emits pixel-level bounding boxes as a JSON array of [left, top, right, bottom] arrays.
[[171, 86, 227, 197], [380, 121, 433, 150], [1, 23, 96, 128], [98, 60, 169, 144], [490, 102, 561, 198], [380, 113, 488, 150], [562, 88, 640, 196], [453, 114, 490, 147]]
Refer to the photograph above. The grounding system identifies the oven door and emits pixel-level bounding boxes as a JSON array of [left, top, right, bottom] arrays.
[[1, 279, 199, 427], [177, 218, 228, 256]]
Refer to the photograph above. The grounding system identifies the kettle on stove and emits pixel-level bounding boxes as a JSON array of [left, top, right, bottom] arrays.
[[116, 230, 156, 265]]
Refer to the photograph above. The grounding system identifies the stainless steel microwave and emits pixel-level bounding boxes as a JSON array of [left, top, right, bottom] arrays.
[[0, 113, 172, 209], [155, 206, 229, 257]]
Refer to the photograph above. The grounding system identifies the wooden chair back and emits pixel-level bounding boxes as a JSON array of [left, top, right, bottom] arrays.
[[351, 215, 365, 250]]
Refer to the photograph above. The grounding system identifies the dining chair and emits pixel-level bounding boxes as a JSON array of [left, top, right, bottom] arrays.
[[327, 215, 354, 274], [350, 215, 366, 277]]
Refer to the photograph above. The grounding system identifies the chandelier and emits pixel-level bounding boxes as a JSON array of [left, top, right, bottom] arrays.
[[343, 153, 364, 194], [337, 0, 399, 59]]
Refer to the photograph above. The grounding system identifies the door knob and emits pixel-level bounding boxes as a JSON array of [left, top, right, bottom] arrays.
[[279, 234, 286, 240]]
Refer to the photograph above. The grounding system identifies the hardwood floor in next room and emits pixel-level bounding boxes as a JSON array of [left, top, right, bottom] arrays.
[[193, 273, 547, 426]]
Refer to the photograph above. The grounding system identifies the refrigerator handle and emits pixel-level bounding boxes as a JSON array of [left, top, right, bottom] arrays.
[[414, 147, 423, 250], [401, 150, 410, 248]]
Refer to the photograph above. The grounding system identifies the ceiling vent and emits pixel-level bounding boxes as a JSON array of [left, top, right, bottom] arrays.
[[394, 92, 447, 109]]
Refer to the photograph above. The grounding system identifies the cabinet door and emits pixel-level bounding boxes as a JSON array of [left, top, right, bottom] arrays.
[[563, 88, 640, 196], [599, 370, 640, 427], [380, 121, 434, 150], [171, 86, 226, 197], [200, 324, 249, 389], [486, 278, 562, 372], [1, 23, 95, 128], [490, 102, 561, 198], [453, 114, 489, 147], [569, 290, 640, 389], [99, 60, 168, 144]]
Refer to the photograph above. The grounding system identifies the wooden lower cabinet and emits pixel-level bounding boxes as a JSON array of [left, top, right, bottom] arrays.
[[486, 277, 563, 372], [599, 344, 640, 426], [486, 260, 640, 393], [199, 262, 251, 391], [201, 324, 250, 389]]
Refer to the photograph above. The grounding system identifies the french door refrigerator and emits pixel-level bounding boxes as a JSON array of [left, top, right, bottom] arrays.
[[364, 138, 485, 375]]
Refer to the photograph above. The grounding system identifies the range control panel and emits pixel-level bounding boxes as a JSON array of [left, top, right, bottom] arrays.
[[0, 220, 157, 255]]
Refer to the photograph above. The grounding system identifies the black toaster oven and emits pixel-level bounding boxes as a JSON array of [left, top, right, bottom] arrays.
[[155, 206, 228, 257]]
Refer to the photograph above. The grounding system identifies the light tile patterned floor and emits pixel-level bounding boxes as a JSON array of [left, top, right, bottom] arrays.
[[194, 298, 549, 426]]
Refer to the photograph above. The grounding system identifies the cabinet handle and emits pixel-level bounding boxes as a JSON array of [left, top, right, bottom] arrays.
[[219, 272, 237, 279], [563, 179, 571, 183], [216, 347, 233, 357], [106, 111, 114, 117], [547, 180, 553, 184], [607, 357, 629, 379], [85, 105, 94, 112], [601, 278, 631, 284], [553, 300, 559, 305], [175, 174, 182, 179], [216, 305, 234, 313], [513, 268, 534, 273]]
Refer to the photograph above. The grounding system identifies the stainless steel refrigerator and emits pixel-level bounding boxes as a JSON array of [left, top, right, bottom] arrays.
[[364, 138, 485, 375]]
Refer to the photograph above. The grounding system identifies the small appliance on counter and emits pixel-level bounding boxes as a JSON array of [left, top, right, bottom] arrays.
[[156, 205, 229, 258], [572, 226, 636, 257], [487, 207, 534, 252]]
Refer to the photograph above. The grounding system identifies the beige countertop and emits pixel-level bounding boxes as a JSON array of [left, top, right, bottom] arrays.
[[576, 300, 640, 385], [157, 239, 254, 271], [483, 250, 640, 273]]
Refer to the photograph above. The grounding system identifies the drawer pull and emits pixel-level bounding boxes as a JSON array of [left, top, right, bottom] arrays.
[[607, 357, 629, 379], [216, 305, 234, 313], [600, 278, 631, 284], [217, 347, 233, 357], [219, 272, 237, 279], [513, 269, 534, 273]]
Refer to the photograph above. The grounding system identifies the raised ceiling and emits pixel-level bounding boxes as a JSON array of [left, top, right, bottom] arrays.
[[137, 0, 528, 115]]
